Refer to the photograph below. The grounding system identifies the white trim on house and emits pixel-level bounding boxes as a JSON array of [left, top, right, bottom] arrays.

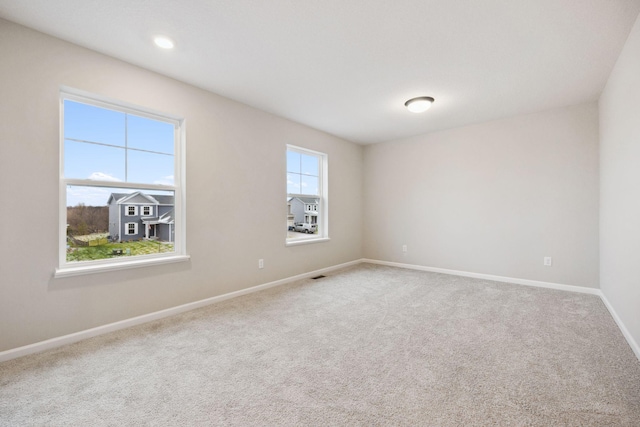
[[119, 192, 159, 205], [125, 205, 138, 216], [125, 222, 138, 235]]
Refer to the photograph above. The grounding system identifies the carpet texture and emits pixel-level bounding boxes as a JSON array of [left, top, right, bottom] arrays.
[[1, 264, 639, 426]]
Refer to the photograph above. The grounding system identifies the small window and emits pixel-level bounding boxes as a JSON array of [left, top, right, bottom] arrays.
[[57, 88, 187, 277], [286, 145, 328, 244], [126, 222, 138, 235]]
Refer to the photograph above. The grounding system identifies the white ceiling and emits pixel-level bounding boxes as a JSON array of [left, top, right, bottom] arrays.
[[1, 1, 639, 144]]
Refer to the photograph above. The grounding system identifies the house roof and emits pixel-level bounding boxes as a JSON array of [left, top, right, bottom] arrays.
[[291, 197, 319, 204], [108, 192, 174, 205], [141, 209, 174, 225]]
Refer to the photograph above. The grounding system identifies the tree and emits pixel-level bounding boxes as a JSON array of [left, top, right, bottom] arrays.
[[67, 204, 108, 236]]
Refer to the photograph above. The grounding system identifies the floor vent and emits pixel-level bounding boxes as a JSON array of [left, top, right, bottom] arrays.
[[311, 275, 326, 280]]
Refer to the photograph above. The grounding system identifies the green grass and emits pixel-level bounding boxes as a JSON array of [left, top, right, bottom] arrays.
[[67, 239, 174, 262]]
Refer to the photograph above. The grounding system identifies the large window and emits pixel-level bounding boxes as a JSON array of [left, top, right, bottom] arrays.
[[286, 145, 328, 244], [57, 88, 186, 277]]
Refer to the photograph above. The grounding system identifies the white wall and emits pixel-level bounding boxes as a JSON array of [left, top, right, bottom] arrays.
[[0, 19, 363, 352], [2, 13, 637, 356], [363, 103, 600, 288], [599, 14, 640, 351]]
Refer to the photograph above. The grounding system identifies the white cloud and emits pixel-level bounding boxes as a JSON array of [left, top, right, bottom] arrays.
[[154, 175, 175, 186], [88, 172, 121, 182]]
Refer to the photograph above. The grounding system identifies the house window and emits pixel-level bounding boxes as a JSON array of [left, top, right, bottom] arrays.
[[286, 145, 328, 244], [126, 222, 138, 235], [57, 87, 187, 277]]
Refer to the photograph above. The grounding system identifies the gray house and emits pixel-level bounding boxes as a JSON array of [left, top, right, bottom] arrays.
[[107, 192, 175, 242], [289, 197, 319, 225]]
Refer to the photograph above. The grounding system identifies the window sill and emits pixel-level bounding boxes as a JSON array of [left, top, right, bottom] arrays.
[[54, 254, 190, 278], [285, 237, 330, 247]]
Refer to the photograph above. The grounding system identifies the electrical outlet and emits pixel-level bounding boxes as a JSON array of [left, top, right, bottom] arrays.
[[543, 257, 552, 266], [402, 244, 407, 253], [258, 259, 264, 269]]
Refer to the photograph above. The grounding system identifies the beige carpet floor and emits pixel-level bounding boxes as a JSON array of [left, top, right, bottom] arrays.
[[1, 264, 639, 426]]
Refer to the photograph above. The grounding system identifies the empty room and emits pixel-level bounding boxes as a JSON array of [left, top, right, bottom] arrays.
[[1, 1, 640, 425]]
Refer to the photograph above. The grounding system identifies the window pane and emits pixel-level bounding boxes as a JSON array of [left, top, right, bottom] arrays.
[[65, 185, 175, 263], [64, 100, 125, 147], [287, 151, 301, 174], [64, 139, 125, 181], [127, 150, 175, 185], [301, 175, 319, 196], [127, 114, 174, 155], [287, 173, 301, 194], [61, 91, 183, 270], [287, 146, 326, 242], [300, 154, 319, 177], [67, 185, 114, 208]]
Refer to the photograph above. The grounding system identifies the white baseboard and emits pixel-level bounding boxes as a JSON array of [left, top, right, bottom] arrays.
[[362, 259, 601, 295], [0, 259, 362, 363], [3, 258, 638, 364], [363, 258, 639, 361], [599, 293, 640, 361]]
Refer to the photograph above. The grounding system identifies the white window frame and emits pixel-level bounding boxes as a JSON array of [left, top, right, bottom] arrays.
[[142, 206, 153, 216], [56, 87, 188, 278], [286, 145, 329, 246], [126, 205, 138, 216], [125, 222, 138, 235]]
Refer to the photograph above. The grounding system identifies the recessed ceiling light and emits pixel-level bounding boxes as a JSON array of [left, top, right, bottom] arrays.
[[154, 36, 174, 49], [405, 96, 435, 113]]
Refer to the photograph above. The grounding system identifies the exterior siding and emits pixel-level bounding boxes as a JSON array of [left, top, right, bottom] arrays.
[[120, 204, 143, 242], [157, 223, 173, 242], [107, 192, 175, 242], [108, 202, 120, 240], [290, 197, 319, 224]]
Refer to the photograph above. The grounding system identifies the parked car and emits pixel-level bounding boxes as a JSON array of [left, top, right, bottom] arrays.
[[293, 222, 317, 233]]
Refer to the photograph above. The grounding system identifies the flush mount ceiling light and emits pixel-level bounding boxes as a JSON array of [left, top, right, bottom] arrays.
[[154, 36, 174, 49], [404, 96, 435, 113]]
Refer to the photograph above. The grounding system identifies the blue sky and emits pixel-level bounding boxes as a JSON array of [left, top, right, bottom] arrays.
[[287, 151, 319, 196], [64, 100, 175, 206]]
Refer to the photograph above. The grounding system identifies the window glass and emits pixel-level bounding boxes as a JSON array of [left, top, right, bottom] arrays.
[[286, 151, 301, 174], [286, 146, 327, 243], [300, 154, 319, 177], [301, 175, 319, 196], [127, 150, 174, 185], [60, 91, 183, 272], [127, 114, 174, 154], [64, 140, 126, 181], [63, 101, 125, 147]]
